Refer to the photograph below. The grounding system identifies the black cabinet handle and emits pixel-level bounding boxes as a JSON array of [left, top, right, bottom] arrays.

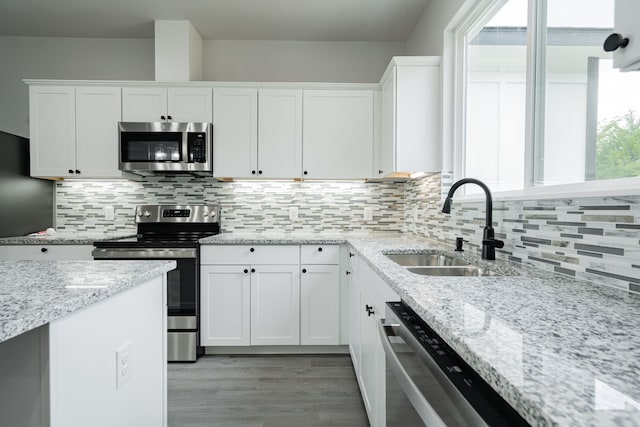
[[244, 269, 249, 274], [378, 170, 383, 174], [302, 268, 307, 273], [252, 170, 256, 175], [161, 115, 166, 120], [346, 270, 351, 275], [250, 247, 255, 253], [258, 170, 262, 175], [303, 171, 308, 175], [167, 115, 172, 120], [251, 268, 255, 273], [317, 247, 323, 252], [366, 305, 374, 316], [68, 169, 74, 174], [604, 33, 629, 52], [41, 247, 48, 253], [349, 252, 354, 258], [75, 169, 80, 174]]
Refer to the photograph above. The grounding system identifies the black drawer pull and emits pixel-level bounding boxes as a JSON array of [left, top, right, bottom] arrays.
[[41, 247, 48, 253], [250, 248, 255, 253]]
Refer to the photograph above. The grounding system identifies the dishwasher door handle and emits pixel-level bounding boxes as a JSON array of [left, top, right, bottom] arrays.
[[378, 319, 447, 427]]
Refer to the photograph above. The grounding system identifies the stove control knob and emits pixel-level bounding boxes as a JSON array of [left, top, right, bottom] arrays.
[[136, 209, 142, 217], [143, 210, 151, 217], [210, 210, 217, 217]]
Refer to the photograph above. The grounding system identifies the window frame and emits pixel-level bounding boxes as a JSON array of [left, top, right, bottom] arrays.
[[449, 0, 640, 201]]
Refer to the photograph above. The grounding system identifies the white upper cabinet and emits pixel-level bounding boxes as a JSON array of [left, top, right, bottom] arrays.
[[29, 86, 76, 178], [376, 56, 441, 178], [29, 85, 126, 179], [303, 90, 374, 179], [212, 88, 258, 178], [75, 86, 123, 177], [122, 86, 212, 122], [258, 89, 303, 178], [609, 0, 640, 70]]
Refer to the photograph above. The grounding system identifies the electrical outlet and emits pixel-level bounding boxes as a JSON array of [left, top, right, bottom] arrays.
[[116, 341, 132, 389], [104, 206, 115, 221], [364, 207, 373, 221], [289, 206, 299, 221]]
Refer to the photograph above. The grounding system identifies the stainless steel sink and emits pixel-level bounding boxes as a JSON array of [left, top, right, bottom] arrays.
[[385, 253, 470, 267], [406, 266, 501, 277]]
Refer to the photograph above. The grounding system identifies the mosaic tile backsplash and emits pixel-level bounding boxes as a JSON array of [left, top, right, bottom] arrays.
[[405, 174, 640, 292], [55, 178, 405, 234]]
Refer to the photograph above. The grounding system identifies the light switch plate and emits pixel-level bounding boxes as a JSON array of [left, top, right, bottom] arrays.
[[289, 207, 299, 221], [104, 206, 115, 221], [364, 207, 373, 221]]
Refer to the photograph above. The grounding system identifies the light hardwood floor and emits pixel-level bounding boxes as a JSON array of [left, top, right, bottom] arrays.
[[168, 354, 369, 427]]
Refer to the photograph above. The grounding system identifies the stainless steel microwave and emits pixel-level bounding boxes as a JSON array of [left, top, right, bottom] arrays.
[[119, 122, 212, 176]]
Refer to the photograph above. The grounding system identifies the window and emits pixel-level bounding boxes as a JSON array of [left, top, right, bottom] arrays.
[[456, 0, 640, 196]]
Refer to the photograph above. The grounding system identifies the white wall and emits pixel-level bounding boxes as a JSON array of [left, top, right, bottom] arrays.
[[404, 0, 466, 55], [0, 36, 154, 138], [202, 40, 404, 82]]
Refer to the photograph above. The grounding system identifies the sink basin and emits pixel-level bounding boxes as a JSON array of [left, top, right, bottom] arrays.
[[385, 253, 471, 267], [406, 266, 502, 277]]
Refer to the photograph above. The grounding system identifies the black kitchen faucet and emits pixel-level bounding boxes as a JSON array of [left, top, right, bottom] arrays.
[[441, 178, 504, 260]]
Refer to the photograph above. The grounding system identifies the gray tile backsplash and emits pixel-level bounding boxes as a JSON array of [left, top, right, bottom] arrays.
[[405, 173, 640, 292], [55, 173, 639, 291]]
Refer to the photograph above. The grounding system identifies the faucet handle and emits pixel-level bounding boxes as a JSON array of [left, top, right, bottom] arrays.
[[482, 238, 504, 249]]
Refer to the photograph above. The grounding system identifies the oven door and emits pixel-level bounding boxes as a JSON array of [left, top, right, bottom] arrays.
[[92, 247, 202, 362]]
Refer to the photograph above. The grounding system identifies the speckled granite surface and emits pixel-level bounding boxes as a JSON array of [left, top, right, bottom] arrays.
[[0, 232, 135, 245], [201, 232, 640, 427], [200, 231, 351, 245], [0, 260, 175, 344]]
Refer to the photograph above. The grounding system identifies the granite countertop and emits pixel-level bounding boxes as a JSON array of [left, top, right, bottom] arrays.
[[0, 260, 175, 344], [201, 232, 640, 426], [0, 231, 135, 245]]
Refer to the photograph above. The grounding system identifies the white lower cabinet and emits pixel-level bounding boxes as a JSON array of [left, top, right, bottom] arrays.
[[200, 244, 341, 348], [0, 245, 93, 260], [200, 265, 251, 346], [300, 264, 340, 345], [251, 265, 300, 345]]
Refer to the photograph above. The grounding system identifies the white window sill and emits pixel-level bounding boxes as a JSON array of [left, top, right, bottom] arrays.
[[449, 176, 640, 203]]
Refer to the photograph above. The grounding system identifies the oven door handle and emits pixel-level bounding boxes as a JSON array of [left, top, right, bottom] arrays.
[[378, 319, 448, 427], [92, 248, 197, 259]]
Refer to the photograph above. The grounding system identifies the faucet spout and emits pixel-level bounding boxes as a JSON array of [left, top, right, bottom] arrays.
[[441, 178, 503, 260]]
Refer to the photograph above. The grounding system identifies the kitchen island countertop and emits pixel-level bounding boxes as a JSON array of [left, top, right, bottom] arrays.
[[0, 260, 175, 344], [201, 232, 640, 427], [0, 231, 135, 245]]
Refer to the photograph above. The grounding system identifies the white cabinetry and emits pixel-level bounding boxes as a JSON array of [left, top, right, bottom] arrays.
[[28, 85, 127, 179], [300, 245, 340, 345], [200, 245, 300, 347], [611, 0, 640, 70], [376, 56, 441, 178], [122, 87, 212, 122], [258, 89, 302, 178], [303, 90, 374, 179], [200, 265, 251, 346], [212, 88, 258, 178], [0, 245, 94, 260]]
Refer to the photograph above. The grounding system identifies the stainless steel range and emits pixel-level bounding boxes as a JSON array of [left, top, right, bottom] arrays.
[[92, 204, 220, 362]]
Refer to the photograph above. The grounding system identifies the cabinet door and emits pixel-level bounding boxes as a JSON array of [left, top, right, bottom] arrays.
[[347, 267, 361, 374], [303, 90, 373, 179], [200, 265, 251, 346], [167, 87, 212, 123], [29, 86, 76, 177], [258, 89, 302, 178], [359, 291, 377, 421], [122, 87, 167, 122], [300, 265, 339, 345], [212, 88, 258, 178], [250, 265, 300, 345], [378, 67, 396, 177], [75, 86, 123, 178], [613, 0, 640, 70]]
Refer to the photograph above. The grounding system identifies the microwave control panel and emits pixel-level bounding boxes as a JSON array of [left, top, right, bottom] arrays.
[[187, 132, 207, 163]]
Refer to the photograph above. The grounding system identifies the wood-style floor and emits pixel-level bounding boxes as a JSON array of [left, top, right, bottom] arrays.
[[168, 354, 369, 427]]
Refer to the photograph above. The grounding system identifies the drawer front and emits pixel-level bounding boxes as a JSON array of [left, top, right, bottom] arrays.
[[301, 245, 339, 265], [0, 245, 94, 260], [201, 245, 300, 265]]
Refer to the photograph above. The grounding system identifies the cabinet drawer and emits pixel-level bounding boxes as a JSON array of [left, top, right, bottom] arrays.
[[0, 245, 94, 260], [201, 245, 300, 265], [301, 245, 339, 265]]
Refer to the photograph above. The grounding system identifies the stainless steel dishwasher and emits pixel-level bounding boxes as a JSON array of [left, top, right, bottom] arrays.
[[379, 302, 530, 426]]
